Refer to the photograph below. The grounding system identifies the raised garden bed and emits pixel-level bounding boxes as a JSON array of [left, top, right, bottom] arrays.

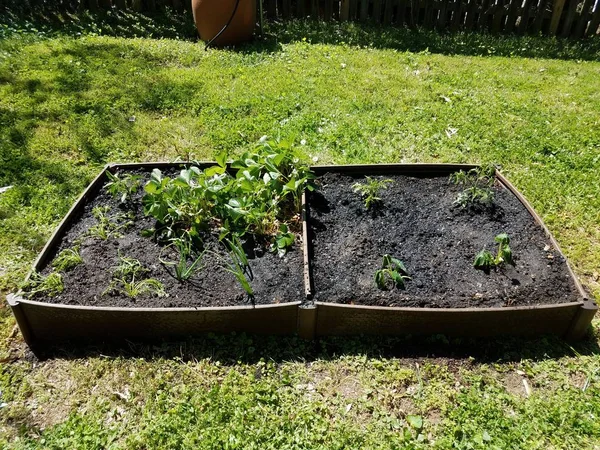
[[8, 162, 596, 348]]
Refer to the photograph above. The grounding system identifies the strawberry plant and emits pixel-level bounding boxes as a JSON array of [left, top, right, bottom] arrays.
[[142, 138, 315, 289]]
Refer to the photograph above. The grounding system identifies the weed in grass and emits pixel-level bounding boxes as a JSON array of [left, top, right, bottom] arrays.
[[474, 233, 514, 271], [374, 254, 410, 289], [103, 255, 165, 298], [20, 271, 63, 298], [88, 206, 134, 240], [352, 177, 393, 209], [450, 165, 496, 209], [105, 171, 142, 204], [51, 246, 83, 272]]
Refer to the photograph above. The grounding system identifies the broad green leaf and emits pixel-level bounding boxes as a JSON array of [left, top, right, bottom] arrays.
[[215, 151, 227, 168], [205, 165, 226, 177], [406, 415, 423, 430]]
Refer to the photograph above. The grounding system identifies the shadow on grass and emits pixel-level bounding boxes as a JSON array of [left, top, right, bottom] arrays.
[[30, 326, 600, 365], [1, 6, 599, 61]]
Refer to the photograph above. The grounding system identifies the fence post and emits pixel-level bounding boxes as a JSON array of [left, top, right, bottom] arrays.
[[341, 0, 350, 20], [549, 0, 567, 34]]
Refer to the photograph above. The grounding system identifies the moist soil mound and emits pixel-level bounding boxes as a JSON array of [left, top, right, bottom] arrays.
[[37, 168, 304, 308], [308, 172, 580, 308]]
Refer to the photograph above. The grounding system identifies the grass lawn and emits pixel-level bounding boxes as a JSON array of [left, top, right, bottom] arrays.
[[1, 9, 600, 449]]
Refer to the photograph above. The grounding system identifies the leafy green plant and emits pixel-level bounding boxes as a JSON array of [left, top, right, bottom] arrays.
[[474, 233, 514, 271], [51, 246, 83, 272], [374, 254, 410, 289], [88, 206, 134, 240], [450, 165, 496, 208], [20, 271, 64, 298], [142, 138, 314, 269], [159, 238, 206, 282], [103, 255, 165, 298], [270, 224, 295, 257], [352, 177, 393, 209], [105, 171, 142, 203]]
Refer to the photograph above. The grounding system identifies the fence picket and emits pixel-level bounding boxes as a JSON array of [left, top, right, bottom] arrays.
[[549, 0, 567, 33], [464, 0, 479, 29], [573, 0, 594, 37], [560, 0, 580, 36], [477, 0, 492, 29], [360, 0, 370, 20], [517, 0, 534, 32], [588, 3, 600, 36], [532, 0, 549, 33], [384, 0, 395, 23]]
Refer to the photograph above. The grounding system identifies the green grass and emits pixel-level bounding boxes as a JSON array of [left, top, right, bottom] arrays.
[[1, 11, 600, 449]]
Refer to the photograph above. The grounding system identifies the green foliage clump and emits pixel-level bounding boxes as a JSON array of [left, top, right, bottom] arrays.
[[20, 271, 64, 298], [474, 233, 514, 271], [142, 138, 314, 293], [374, 254, 410, 290], [103, 255, 165, 298], [352, 177, 393, 209], [88, 206, 134, 240], [159, 237, 206, 282], [105, 171, 142, 204], [450, 165, 496, 209], [143, 138, 314, 244], [51, 246, 83, 272]]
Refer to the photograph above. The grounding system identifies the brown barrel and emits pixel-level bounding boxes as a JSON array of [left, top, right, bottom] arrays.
[[191, 0, 256, 47]]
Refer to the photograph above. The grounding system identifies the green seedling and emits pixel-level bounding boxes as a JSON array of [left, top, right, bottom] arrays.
[[160, 238, 206, 282], [374, 254, 411, 289], [474, 233, 514, 271], [105, 171, 142, 203], [352, 177, 393, 209], [51, 246, 83, 272], [20, 272, 64, 298], [223, 236, 254, 300], [88, 206, 133, 240], [270, 223, 295, 257], [450, 165, 496, 208], [103, 255, 165, 298]]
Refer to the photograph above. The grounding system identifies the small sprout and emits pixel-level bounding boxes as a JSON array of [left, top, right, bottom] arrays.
[[374, 254, 410, 290], [88, 206, 133, 240], [223, 236, 254, 300], [352, 177, 393, 209], [105, 172, 142, 203], [20, 272, 64, 298], [160, 238, 206, 282], [474, 233, 514, 271], [52, 246, 83, 272], [450, 165, 496, 208], [103, 255, 165, 298], [270, 223, 295, 257]]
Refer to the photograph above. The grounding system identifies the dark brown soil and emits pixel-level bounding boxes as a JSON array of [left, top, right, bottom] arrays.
[[37, 168, 305, 308], [308, 172, 581, 308]]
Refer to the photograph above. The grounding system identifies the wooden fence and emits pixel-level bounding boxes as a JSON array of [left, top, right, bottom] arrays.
[[16, 0, 600, 37]]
